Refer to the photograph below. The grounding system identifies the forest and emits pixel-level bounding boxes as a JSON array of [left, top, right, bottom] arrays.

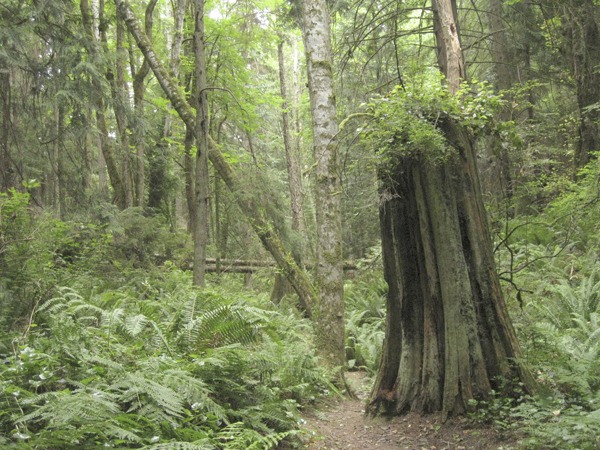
[[1, 0, 599, 448]]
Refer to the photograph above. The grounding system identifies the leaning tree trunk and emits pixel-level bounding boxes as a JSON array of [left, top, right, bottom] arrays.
[[368, 0, 533, 419], [115, 0, 316, 316]]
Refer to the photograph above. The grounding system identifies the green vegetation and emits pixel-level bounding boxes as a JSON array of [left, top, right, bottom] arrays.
[[464, 160, 600, 449], [0, 197, 333, 449], [363, 76, 504, 166], [2, 159, 600, 449], [2, 0, 600, 447]]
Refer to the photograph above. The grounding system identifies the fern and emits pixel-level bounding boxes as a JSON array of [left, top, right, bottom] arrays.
[[179, 303, 263, 350], [218, 422, 294, 450], [143, 442, 215, 450], [3, 276, 330, 448], [122, 313, 149, 337], [344, 275, 386, 373], [112, 371, 186, 420], [16, 387, 144, 448]]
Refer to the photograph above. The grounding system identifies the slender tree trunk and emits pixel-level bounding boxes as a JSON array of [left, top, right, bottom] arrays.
[[147, 0, 187, 211], [45, 106, 60, 209], [105, 13, 134, 208], [486, 0, 514, 199], [0, 68, 14, 192], [564, 0, 600, 169], [115, 0, 317, 313], [131, 0, 158, 207], [278, 39, 305, 234], [368, 0, 533, 419], [184, 126, 196, 233], [271, 38, 306, 303], [49, 104, 66, 217], [80, 0, 126, 209], [292, 38, 303, 187], [431, 0, 464, 95], [192, 0, 210, 287], [301, 0, 346, 367]]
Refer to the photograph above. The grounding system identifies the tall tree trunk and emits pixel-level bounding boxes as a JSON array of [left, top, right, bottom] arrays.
[[147, 0, 187, 212], [301, 0, 346, 368], [131, 0, 159, 207], [278, 39, 305, 235], [115, 0, 317, 314], [192, 0, 210, 287], [271, 38, 306, 303], [105, 12, 134, 208], [0, 68, 14, 192], [485, 0, 514, 199], [80, 0, 127, 209], [564, 0, 600, 169], [47, 104, 66, 217], [368, 0, 533, 419], [184, 126, 196, 233]]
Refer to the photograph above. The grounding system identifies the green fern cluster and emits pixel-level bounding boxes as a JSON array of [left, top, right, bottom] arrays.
[[482, 157, 600, 448], [0, 276, 330, 448], [344, 273, 386, 373]]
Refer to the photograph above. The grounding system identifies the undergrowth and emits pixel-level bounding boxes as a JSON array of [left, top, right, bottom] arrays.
[[0, 196, 333, 449], [480, 158, 600, 449], [344, 270, 386, 374], [0, 279, 333, 448]]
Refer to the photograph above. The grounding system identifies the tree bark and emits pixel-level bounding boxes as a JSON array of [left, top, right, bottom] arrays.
[[431, 0, 464, 95], [147, 0, 186, 211], [271, 38, 306, 303], [368, 0, 533, 419], [115, 0, 317, 314], [80, 0, 127, 209], [192, 0, 210, 287], [105, 14, 134, 208], [0, 68, 15, 191], [485, 0, 514, 199], [301, 0, 346, 367], [131, 0, 159, 207], [278, 39, 305, 235], [184, 126, 196, 233], [563, 0, 600, 169]]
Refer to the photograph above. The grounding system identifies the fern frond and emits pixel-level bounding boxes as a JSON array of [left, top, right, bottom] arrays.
[[80, 351, 126, 372], [122, 313, 149, 337], [101, 306, 126, 326], [143, 441, 215, 449], [163, 370, 227, 418], [19, 388, 121, 427], [178, 304, 263, 350], [246, 430, 297, 450], [111, 371, 185, 420], [38, 288, 85, 313], [218, 421, 294, 450]]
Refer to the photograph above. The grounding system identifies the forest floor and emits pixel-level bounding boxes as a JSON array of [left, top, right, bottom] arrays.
[[302, 371, 520, 450]]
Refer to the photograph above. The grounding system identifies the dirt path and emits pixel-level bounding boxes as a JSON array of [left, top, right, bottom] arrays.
[[302, 372, 517, 449]]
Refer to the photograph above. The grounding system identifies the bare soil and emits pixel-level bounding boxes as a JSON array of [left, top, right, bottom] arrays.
[[301, 372, 519, 450]]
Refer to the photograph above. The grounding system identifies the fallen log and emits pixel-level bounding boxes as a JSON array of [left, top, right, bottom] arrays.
[[181, 258, 359, 273]]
